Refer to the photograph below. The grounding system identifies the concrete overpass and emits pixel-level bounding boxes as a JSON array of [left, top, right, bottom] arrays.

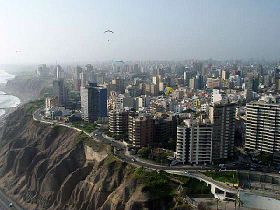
[[166, 170, 238, 201]]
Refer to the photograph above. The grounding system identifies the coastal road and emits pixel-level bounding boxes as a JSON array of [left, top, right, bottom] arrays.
[[98, 132, 211, 171], [0, 189, 24, 210], [32, 108, 280, 200], [33, 108, 280, 176]]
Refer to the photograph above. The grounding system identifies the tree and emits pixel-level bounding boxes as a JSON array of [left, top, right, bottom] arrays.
[[137, 147, 151, 158]]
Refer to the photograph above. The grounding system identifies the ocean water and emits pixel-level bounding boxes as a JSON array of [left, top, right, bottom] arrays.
[[0, 70, 15, 83], [0, 70, 20, 117]]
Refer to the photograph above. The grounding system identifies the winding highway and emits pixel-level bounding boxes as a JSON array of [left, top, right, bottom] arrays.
[[0, 189, 23, 210], [32, 108, 280, 204]]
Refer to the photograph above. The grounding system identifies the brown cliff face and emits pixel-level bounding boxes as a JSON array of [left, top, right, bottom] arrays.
[[3, 76, 52, 102], [0, 104, 177, 210]]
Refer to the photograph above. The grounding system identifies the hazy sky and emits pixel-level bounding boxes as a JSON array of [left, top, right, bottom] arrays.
[[0, 0, 280, 64]]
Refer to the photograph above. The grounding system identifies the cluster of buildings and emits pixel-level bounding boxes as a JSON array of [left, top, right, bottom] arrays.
[[175, 101, 236, 165], [39, 61, 280, 165], [109, 110, 178, 147], [44, 64, 108, 122]]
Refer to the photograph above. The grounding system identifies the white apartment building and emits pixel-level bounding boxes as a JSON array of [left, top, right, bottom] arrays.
[[175, 119, 212, 165], [245, 102, 280, 156]]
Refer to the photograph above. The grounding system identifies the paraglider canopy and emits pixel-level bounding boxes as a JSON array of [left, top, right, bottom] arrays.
[[104, 30, 114, 42], [114, 60, 124, 64], [104, 30, 114, 33], [16, 49, 24, 53]]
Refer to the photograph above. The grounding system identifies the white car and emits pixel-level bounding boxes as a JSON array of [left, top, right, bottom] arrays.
[[9, 203, 13, 207]]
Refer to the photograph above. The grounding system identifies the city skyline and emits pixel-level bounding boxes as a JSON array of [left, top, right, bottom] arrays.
[[1, 1, 280, 209], [0, 0, 280, 64]]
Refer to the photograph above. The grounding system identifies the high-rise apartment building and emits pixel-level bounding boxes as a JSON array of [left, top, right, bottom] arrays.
[[74, 66, 82, 91], [275, 67, 280, 92], [81, 71, 88, 88], [150, 84, 159, 96], [88, 71, 97, 84], [112, 78, 125, 93], [175, 119, 212, 164], [80, 64, 95, 88], [96, 73, 106, 84], [189, 75, 204, 90], [152, 75, 161, 85], [80, 83, 107, 122], [98, 87, 108, 118], [245, 102, 280, 156], [209, 102, 236, 160], [189, 78, 195, 89], [85, 64, 93, 71], [153, 115, 178, 147], [135, 95, 150, 111], [193, 62, 203, 73], [251, 77, 260, 93], [133, 64, 141, 73], [56, 65, 64, 79], [109, 110, 129, 137], [37, 64, 49, 77], [53, 79, 67, 106], [176, 126, 190, 164], [221, 70, 229, 80], [45, 97, 58, 109], [128, 114, 153, 148]]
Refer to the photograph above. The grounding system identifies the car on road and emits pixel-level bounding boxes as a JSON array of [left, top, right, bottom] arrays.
[[170, 159, 181, 166], [131, 158, 136, 162], [9, 203, 13, 207]]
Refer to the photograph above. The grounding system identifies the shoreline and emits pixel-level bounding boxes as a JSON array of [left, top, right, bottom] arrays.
[[0, 84, 25, 103], [0, 71, 24, 127]]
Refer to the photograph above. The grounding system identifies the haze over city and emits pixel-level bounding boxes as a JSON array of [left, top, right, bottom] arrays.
[[0, 0, 280, 64], [1, 1, 280, 210]]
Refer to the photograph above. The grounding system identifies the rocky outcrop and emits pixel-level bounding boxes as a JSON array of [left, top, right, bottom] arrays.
[[0, 103, 178, 210]]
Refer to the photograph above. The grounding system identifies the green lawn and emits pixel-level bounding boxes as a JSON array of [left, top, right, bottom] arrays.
[[27, 99, 45, 115], [72, 121, 96, 133], [133, 167, 174, 199], [183, 178, 212, 195], [203, 171, 238, 184], [137, 147, 171, 164]]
